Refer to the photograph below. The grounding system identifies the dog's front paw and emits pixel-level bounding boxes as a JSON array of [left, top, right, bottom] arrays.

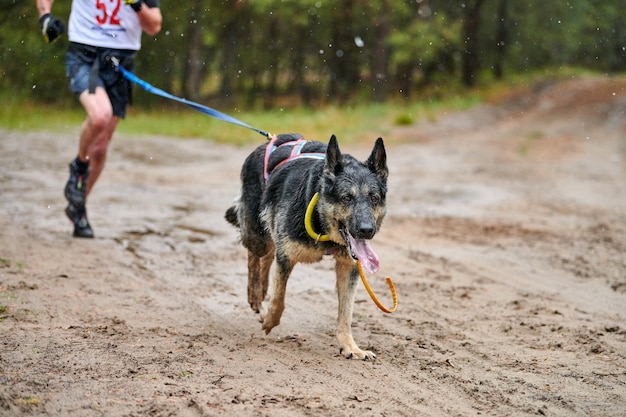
[[339, 345, 377, 360], [337, 332, 376, 360], [260, 309, 280, 335]]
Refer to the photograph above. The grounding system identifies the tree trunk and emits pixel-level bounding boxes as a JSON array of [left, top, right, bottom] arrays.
[[219, 1, 247, 98], [610, 14, 626, 71], [493, 0, 508, 79], [327, 0, 359, 103], [263, 16, 280, 109], [371, 0, 390, 102], [461, 0, 485, 87], [182, 1, 204, 101]]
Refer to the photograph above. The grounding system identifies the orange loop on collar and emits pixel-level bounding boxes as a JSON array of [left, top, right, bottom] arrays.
[[356, 261, 398, 314]]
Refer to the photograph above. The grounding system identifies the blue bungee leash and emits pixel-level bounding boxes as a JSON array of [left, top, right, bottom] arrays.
[[110, 57, 273, 139]]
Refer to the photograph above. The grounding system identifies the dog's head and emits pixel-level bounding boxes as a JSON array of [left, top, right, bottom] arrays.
[[318, 135, 388, 273]]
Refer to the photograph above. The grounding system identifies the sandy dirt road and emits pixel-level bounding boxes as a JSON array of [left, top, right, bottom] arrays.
[[1, 76, 625, 416]]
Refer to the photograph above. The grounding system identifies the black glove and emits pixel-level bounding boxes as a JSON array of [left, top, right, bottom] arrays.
[[124, 0, 143, 12], [39, 13, 65, 43]]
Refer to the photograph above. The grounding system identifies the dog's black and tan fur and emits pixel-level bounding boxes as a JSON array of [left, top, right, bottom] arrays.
[[225, 133, 388, 359]]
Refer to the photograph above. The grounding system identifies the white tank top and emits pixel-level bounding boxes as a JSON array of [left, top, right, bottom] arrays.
[[68, 0, 143, 50]]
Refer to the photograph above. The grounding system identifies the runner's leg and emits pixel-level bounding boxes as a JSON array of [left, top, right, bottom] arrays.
[[77, 86, 119, 197]]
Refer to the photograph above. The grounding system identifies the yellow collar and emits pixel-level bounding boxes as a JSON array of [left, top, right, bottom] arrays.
[[304, 192, 330, 242]]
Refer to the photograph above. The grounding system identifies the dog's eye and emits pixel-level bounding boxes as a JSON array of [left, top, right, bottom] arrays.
[[342, 195, 352, 205], [371, 195, 379, 205]]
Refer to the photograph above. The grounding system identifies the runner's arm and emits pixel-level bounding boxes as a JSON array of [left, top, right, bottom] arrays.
[[134, 1, 162, 36], [36, 0, 53, 17], [36, 0, 65, 43]]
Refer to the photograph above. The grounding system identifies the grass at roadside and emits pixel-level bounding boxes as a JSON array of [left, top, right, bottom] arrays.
[[0, 93, 479, 146], [114, 94, 480, 146], [0, 67, 595, 146]]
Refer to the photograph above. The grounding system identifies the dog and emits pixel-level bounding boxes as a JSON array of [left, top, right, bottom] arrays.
[[225, 133, 388, 359]]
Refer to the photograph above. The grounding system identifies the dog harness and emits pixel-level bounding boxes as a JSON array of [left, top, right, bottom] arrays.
[[263, 135, 326, 182], [263, 135, 330, 241]]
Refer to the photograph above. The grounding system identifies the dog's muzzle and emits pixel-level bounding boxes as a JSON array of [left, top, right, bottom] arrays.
[[340, 226, 380, 274]]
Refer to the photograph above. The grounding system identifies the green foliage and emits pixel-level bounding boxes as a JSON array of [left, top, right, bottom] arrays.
[[0, 0, 623, 109], [394, 113, 414, 126], [388, 12, 461, 87], [0, 1, 71, 101], [389, 14, 460, 65]]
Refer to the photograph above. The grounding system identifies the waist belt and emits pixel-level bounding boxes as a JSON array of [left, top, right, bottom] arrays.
[[69, 42, 136, 94]]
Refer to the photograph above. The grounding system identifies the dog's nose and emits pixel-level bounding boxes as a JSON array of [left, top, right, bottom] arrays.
[[357, 223, 375, 240]]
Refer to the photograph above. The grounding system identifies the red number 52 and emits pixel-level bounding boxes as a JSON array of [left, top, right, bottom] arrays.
[[95, 0, 122, 25]]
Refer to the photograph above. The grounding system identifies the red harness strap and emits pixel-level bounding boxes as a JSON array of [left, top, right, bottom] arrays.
[[264, 137, 326, 181]]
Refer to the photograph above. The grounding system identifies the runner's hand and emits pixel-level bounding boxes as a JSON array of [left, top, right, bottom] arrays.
[[124, 0, 143, 12], [39, 13, 65, 43]]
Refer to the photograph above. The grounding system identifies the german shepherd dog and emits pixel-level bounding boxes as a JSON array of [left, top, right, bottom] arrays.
[[225, 133, 388, 359]]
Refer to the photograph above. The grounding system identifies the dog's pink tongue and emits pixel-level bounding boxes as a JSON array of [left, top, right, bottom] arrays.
[[349, 236, 380, 274]]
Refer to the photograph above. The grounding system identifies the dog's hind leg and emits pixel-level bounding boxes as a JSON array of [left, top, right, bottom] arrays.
[[261, 254, 294, 334], [335, 258, 376, 360], [247, 241, 274, 313], [259, 241, 275, 301], [247, 251, 263, 313]]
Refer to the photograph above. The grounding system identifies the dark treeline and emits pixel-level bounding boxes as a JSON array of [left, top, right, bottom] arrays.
[[1, 0, 624, 108]]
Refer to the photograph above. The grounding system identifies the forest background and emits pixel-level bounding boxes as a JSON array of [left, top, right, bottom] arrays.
[[0, 0, 624, 112]]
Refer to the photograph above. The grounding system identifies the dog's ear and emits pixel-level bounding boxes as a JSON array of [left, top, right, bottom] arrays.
[[325, 134, 343, 176], [367, 137, 388, 182]]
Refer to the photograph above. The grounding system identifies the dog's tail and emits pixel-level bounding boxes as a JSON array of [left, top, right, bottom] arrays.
[[225, 194, 242, 228], [225, 205, 239, 228]]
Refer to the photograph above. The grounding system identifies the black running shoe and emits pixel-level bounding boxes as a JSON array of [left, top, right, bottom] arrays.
[[65, 204, 94, 238], [64, 162, 89, 207]]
